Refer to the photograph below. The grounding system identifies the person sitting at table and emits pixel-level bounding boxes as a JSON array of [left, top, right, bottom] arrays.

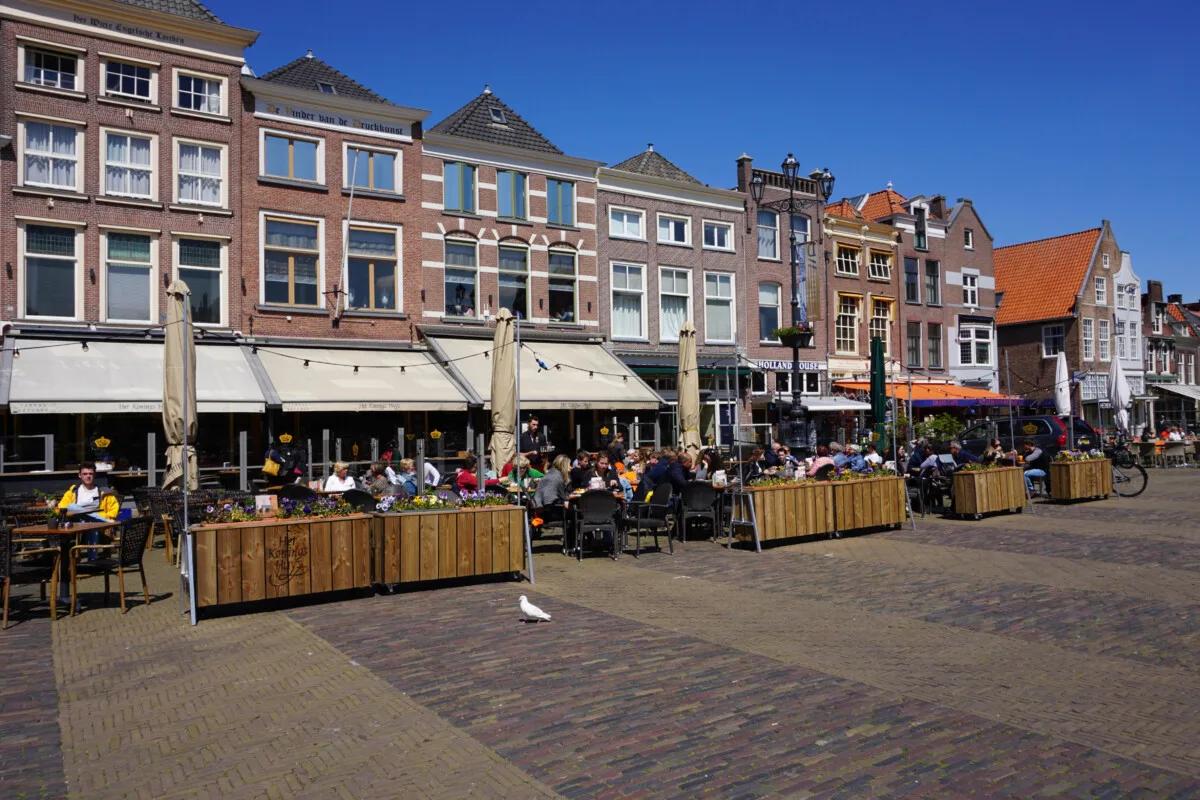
[[607, 431, 627, 468], [323, 462, 357, 492], [657, 451, 689, 493], [456, 455, 481, 492], [533, 454, 571, 525], [949, 440, 978, 466], [844, 443, 870, 472], [391, 459, 419, 496], [592, 453, 622, 491], [570, 451, 596, 490], [366, 463, 391, 494], [807, 445, 836, 476], [906, 441, 932, 476], [741, 448, 767, 483], [57, 462, 120, 523], [863, 443, 883, 468], [1021, 439, 1050, 495], [501, 454, 544, 484], [763, 439, 784, 469]]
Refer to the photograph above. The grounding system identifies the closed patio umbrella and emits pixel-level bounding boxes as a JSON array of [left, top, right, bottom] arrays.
[[162, 279, 196, 491], [1108, 354, 1132, 435], [677, 321, 702, 456], [489, 308, 517, 478], [1055, 351, 1073, 449]]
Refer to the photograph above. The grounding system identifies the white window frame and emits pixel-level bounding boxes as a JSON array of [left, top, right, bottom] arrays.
[[759, 281, 782, 343], [836, 294, 862, 355], [1094, 276, 1107, 305], [1082, 318, 1094, 360], [750, 371, 768, 395], [99, 127, 157, 200], [868, 297, 893, 355], [657, 212, 692, 246], [1041, 324, 1065, 359], [610, 261, 647, 341], [776, 371, 820, 397], [343, 141, 402, 194], [173, 137, 228, 208], [964, 228, 975, 250], [958, 323, 992, 367], [173, 234, 229, 328], [702, 271, 736, 344], [99, 55, 158, 104], [1153, 306, 1163, 334], [17, 116, 85, 193], [1098, 318, 1111, 361], [756, 210, 779, 260], [100, 228, 159, 324], [962, 271, 979, 308], [835, 244, 861, 276], [702, 219, 734, 252], [172, 68, 227, 117], [497, 242, 531, 319], [1117, 320, 1127, 359], [342, 220, 402, 313], [443, 235, 479, 318], [17, 220, 84, 321], [658, 266, 692, 343], [259, 211, 325, 308], [547, 247, 578, 323], [259, 128, 325, 185], [1102, 253, 1110, 269], [17, 41, 84, 93], [607, 205, 645, 240], [868, 250, 892, 281]]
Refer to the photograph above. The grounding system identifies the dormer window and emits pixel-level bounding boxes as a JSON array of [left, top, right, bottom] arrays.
[[914, 207, 928, 250], [489, 106, 507, 125], [317, 81, 336, 94]]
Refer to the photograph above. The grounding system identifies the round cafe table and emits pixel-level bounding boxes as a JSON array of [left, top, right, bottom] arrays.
[[13, 520, 121, 617]]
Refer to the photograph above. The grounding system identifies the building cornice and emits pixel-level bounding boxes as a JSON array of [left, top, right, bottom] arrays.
[[241, 76, 429, 125], [424, 131, 603, 178], [597, 167, 743, 212]]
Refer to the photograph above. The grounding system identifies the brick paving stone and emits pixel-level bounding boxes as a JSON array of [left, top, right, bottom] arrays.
[[0, 614, 67, 800], [292, 583, 1199, 798]]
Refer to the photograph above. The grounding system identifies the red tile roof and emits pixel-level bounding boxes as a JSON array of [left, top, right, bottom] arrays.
[[824, 198, 860, 220], [994, 228, 1101, 326], [859, 188, 908, 221], [1166, 303, 1200, 336]]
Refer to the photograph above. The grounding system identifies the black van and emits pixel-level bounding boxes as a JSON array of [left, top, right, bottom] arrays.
[[959, 415, 1100, 460]]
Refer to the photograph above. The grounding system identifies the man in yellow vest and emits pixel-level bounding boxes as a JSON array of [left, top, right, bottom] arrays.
[[57, 462, 120, 522]]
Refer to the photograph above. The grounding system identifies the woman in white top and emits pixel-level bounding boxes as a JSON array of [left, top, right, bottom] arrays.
[[323, 461, 357, 492]]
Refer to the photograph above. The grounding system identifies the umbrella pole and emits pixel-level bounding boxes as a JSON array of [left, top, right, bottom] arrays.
[[515, 316, 535, 585], [183, 300, 197, 626]]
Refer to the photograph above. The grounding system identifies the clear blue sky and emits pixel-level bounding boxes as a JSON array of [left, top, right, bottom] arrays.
[[214, 0, 1198, 297]]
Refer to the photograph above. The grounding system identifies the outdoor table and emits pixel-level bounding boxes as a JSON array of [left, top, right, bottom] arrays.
[[13, 520, 121, 612]]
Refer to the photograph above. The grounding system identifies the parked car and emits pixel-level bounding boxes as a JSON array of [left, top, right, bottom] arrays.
[[959, 415, 1099, 460]]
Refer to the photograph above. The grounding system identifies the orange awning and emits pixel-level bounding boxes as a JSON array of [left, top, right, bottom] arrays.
[[834, 381, 1019, 408]]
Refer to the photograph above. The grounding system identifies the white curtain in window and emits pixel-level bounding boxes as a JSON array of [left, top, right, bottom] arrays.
[[706, 299, 732, 341], [661, 295, 688, 340], [107, 263, 150, 320], [613, 293, 642, 338]]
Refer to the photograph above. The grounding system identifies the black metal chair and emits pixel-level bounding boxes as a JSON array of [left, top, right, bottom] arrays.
[[2, 525, 63, 628], [69, 516, 153, 614], [812, 464, 836, 481], [277, 484, 318, 504], [623, 482, 674, 556], [341, 489, 377, 512], [677, 481, 718, 543], [571, 490, 620, 561]]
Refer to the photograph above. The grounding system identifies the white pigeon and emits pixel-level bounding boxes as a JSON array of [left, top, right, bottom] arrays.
[[519, 595, 551, 622]]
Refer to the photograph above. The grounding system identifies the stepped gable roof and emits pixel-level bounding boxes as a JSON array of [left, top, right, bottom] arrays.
[[994, 228, 1101, 325], [260, 52, 390, 104], [113, 0, 222, 22], [611, 146, 701, 185], [430, 88, 562, 155]]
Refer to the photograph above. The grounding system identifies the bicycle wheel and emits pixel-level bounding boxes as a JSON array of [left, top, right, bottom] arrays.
[[1112, 462, 1147, 498]]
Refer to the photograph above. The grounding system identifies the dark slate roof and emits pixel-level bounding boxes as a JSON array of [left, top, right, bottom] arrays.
[[611, 146, 701, 185], [259, 53, 390, 104], [112, 0, 222, 23], [430, 88, 562, 155]]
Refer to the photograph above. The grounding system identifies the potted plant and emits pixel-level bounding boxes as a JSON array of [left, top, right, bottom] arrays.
[[772, 324, 814, 349]]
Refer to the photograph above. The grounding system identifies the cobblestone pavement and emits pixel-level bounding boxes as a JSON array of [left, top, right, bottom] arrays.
[[2, 471, 1198, 798]]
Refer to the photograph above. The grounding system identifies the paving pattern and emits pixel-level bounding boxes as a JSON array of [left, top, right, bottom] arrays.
[[1, 470, 1198, 798]]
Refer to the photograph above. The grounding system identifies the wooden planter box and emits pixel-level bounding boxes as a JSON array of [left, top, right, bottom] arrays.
[[952, 467, 1026, 518], [831, 476, 907, 533], [746, 481, 835, 542], [192, 514, 373, 609], [1050, 459, 1112, 501], [374, 506, 526, 585]]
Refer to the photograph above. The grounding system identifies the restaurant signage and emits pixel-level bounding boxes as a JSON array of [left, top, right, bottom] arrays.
[[255, 99, 412, 141], [752, 360, 825, 372]]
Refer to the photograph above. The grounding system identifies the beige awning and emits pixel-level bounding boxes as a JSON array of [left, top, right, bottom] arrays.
[[7, 339, 265, 414], [254, 346, 468, 412], [428, 335, 662, 410]]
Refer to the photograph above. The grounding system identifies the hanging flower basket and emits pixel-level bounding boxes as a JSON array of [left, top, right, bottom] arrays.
[[773, 325, 815, 349]]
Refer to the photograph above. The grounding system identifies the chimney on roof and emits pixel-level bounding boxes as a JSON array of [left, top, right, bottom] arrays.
[[1168, 293, 1183, 304], [647, 143, 654, 152], [305, 49, 313, 59], [929, 195, 947, 218]]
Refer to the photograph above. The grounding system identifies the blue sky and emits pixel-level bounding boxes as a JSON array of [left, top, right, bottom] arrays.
[[215, 0, 1198, 296]]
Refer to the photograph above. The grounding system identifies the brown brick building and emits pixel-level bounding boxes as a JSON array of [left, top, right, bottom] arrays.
[[596, 145, 744, 446], [995, 222, 1121, 425], [1142, 280, 1200, 432]]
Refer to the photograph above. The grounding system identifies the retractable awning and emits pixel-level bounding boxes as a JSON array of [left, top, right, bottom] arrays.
[[254, 346, 468, 412], [427, 335, 662, 410], [802, 396, 872, 412], [1153, 383, 1200, 403], [4, 339, 266, 414], [833, 380, 1020, 408]]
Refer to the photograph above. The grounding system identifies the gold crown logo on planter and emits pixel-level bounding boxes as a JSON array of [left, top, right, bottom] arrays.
[[278, 433, 294, 444], [94, 436, 111, 449], [430, 430, 442, 440], [600, 426, 610, 436]]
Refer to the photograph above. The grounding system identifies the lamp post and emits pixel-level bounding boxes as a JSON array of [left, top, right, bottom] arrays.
[[750, 156, 835, 457]]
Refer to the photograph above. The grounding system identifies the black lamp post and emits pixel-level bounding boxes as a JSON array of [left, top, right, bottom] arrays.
[[749, 156, 835, 458]]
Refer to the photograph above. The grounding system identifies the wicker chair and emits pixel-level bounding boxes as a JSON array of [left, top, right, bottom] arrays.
[[69, 516, 153, 614], [622, 482, 674, 557], [2, 525, 63, 627], [677, 481, 718, 543]]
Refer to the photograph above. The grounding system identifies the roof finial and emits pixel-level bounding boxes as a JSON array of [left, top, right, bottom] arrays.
[[482, 84, 492, 95], [647, 142, 654, 152], [886, 180, 893, 189]]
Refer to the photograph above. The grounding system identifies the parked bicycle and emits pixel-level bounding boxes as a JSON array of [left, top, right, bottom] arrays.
[[1104, 440, 1148, 497]]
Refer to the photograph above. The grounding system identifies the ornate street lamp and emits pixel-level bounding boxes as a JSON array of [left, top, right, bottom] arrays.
[[748, 155, 835, 458]]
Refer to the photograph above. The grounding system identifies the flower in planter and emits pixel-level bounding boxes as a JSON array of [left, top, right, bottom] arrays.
[[376, 495, 398, 513], [459, 490, 510, 508]]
